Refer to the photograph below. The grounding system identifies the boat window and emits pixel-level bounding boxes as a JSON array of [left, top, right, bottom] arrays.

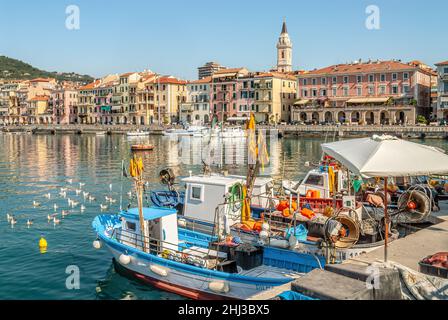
[[304, 174, 324, 186], [190, 184, 203, 201], [126, 221, 136, 231]]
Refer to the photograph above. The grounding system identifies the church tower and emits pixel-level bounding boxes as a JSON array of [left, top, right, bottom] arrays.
[[276, 19, 293, 72]]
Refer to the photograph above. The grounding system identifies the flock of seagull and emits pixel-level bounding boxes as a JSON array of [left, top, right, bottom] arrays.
[[5, 179, 125, 229]]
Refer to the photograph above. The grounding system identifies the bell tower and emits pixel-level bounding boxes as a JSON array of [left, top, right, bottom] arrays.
[[276, 19, 293, 72]]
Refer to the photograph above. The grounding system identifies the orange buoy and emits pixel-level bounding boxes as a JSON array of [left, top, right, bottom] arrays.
[[277, 200, 289, 211], [282, 208, 291, 217], [253, 221, 263, 232]]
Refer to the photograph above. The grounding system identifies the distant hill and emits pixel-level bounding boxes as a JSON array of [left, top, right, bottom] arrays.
[[0, 56, 94, 83]]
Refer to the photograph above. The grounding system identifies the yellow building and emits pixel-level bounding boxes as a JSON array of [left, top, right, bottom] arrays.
[[252, 72, 297, 123], [28, 95, 51, 124]]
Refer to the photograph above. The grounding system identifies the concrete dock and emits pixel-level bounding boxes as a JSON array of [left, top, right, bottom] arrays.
[[249, 203, 448, 300]]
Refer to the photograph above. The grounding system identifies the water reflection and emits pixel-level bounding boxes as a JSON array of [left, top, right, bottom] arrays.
[[0, 132, 446, 299]]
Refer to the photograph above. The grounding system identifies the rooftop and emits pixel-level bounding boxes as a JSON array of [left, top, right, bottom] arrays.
[[301, 60, 433, 76], [121, 207, 177, 221]]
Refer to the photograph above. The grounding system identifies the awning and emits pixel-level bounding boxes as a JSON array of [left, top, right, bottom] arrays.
[[226, 116, 249, 121], [111, 106, 122, 111], [346, 97, 390, 104], [293, 99, 310, 106], [321, 135, 448, 178], [101, 106, 111, 111]]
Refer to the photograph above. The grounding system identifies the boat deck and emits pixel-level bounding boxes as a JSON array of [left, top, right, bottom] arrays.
[[350, 203, 448, 270], [239, 265, 304, 280]]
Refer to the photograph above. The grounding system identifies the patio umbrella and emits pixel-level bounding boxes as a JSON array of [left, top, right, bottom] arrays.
[[321, 135, 448, 261]]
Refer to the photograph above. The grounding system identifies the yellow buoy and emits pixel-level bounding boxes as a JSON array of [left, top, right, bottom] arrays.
[[39, 236, 47, 254]]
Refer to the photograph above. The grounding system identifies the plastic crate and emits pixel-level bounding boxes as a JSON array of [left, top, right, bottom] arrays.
[[263, 246, 325, 273], [419, 259, 448, 279], [277, 290, 316, 300]]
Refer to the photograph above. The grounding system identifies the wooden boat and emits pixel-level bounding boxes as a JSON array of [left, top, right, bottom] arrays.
[[131, 144, 154, 151]]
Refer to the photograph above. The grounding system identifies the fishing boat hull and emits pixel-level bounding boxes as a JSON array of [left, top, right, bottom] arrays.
[[112, 258, 234, 300], [92, 213, 320, 300], [131, 145, 154, 151], [97, 233, 292, 300]]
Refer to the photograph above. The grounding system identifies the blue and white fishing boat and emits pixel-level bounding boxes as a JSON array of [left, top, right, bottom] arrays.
[[92, 206, 324, 300], [92, 155, 325, 300]]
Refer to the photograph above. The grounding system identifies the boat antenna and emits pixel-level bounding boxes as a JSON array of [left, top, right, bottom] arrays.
[[119, 159, 124, 211]]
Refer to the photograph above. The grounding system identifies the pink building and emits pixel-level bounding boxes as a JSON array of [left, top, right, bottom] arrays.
[[51, 83, 78, 124], [210, 68, 249, 121], [293, 60, 433, 125]]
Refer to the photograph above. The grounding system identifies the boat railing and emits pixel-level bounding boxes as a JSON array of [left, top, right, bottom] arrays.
[[111, 228, 223, 269]]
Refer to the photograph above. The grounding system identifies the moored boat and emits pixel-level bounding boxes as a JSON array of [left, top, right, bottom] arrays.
[[131, 144, 154, 151]]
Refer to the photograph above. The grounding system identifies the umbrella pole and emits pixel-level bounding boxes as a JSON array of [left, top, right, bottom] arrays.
[[384, 177, 389, 262]]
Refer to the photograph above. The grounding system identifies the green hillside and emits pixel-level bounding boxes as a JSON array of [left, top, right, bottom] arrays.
[[0, 56, 93, 83]]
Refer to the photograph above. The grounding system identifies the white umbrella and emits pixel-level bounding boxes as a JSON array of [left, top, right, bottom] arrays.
[[321, 135, 448, 261], [321, 135, 448, 178]]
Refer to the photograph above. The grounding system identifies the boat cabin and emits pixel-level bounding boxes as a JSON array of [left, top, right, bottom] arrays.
[[181, 174, 274, 224], [297, 167, 346, 199], [119, 207, 179, 253]]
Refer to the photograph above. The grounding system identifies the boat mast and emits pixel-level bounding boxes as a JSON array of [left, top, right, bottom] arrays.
[[129, 155, 148, 252]]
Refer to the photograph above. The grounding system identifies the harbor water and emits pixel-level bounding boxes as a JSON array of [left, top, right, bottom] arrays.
[[0, 133, 447, 300]]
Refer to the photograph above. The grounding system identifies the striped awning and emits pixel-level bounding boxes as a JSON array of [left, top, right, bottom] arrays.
[[293, 99, 310, 106], [346, 97, 390, 104]]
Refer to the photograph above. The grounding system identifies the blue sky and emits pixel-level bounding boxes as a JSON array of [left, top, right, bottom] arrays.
[[1, 0, 447, 80]]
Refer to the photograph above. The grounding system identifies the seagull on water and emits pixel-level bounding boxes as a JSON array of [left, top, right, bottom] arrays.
[[33, 201, 41, 207], [26, 219, 33, 227], [44, 193, 51, 199], [100, 204, 108, 210]]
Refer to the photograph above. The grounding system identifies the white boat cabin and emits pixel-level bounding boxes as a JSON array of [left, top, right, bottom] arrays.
[[181, 174, 274, 224], [119, 207, 179, 253], [285, 168, 347, 199]]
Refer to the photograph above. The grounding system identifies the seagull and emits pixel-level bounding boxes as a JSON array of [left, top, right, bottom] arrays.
[[127, 191, 132, 198], [10, 216, 17, 226], [53, 216, 61, 225], [47, 214, 53, 221], [100, 204, 108, 210], [53, 204, 58, 211], [109, 198, 117, 204], [60, 187, 67, 192], [6, 213, 12, 222], [71, 200, 79, 208], [80, 205, 86, 212], [33, 201, 41, 207], [75, 189, 82, 195], [67, 179, 73, 184], [44, 193, 51, 199], [67, 198, 72, 206], [61, 210, 69, 218], [89, 196, 96, 202], [79, 182, 85, 188], [26, 219, 33, 227], [83, 191, 89, 198], [105, 196, 111, 202]]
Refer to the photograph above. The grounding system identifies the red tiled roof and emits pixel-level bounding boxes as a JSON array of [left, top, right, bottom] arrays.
[[30, 95, 49, 101], [190, 76, 212, 84], [120, 72, 136, 77], [79, 80, 100, 90], [29, 78, 53, 83], [436, 61, 448, 66], [157, 77, 187, 85], [214, 68, 246, 75], [301, 60, 427, 76]]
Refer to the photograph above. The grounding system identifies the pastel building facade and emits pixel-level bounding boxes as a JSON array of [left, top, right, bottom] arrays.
[[179, 76, 211, 124], [293, 60, 433, 125], [436, 61, 448, 121], [50, 84, 78, 124]]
